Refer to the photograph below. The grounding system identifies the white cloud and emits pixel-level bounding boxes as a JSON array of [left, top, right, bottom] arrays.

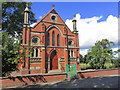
[[65, 14, 118, 49], [112, 47, 119, 58], [39, 16, 42, 19], [80, 49, 89, 56], [30, 23, 37, 27]]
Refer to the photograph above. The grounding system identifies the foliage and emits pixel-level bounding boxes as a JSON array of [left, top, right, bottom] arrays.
[[79, 54, 91, 64], [80, 63, 91, 70], [79, 54, 84, 63], [2, 2, 37, 36], [104, 63, 115, 69], [2, 32, 21, 76], [112, 59, 120, 68], [2, 32, 30, 76], [86, 39, 115, 69], [1, 2, 36, 76]]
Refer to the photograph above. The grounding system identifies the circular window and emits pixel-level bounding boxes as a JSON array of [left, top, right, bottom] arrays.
[[50, 14, 57, 22], [51, 15, 56, 20], [68, 39, 74, 46], [32, 36, 39, 44]]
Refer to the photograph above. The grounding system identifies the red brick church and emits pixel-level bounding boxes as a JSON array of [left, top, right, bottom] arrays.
[[16, 5, 80, 75]]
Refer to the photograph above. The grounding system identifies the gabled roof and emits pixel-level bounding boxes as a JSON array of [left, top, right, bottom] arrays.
[[31, 7, 74, 34], [32, 8, 59, 28]]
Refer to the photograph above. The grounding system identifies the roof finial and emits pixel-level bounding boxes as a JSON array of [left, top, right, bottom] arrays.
[[26, 3, 29, 7], [52, 4, 55, 9], [24, 3, 29, 12]]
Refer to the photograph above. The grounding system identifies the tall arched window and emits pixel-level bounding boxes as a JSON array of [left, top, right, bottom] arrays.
[[31, 48, 34, 57], [68, 50, 70, 59], [52, 31, 55, 46], [57, 34, 60, 46], [36, 48, 38, 57], [71, 50, 74, 57], [31, 48, 39, 57], [47, 33, 50, 45]]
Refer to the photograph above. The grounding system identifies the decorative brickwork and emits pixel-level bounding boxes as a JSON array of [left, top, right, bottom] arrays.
[[15, 7, 80, 75]]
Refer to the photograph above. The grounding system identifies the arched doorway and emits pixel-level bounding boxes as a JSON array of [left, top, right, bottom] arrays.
[[50, 50, 58, 70]]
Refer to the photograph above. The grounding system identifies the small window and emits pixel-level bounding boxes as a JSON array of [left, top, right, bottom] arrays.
[[68, 50, 74, 58], [68, 50, 70, 59], [31, 36, 40, 45], [36, 48, 38, 57], [32, 37, 38, 43], [71, 50, 74, 57], [68, 39, 74, 46], [50, 14, 57, 22], [51, 15, 56, 20], [31, 48, 34, 57], [31, 48, 39, 57]]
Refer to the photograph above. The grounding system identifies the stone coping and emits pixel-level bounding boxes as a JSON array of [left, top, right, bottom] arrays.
[[79, 68, 119, 73], [0, 72, 67, 79], [0, 68, 119, 79]]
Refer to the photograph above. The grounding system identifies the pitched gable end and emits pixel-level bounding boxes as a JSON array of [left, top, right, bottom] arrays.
[[50, 9, 58, 14]]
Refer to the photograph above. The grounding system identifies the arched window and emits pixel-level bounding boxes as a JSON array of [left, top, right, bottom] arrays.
[[71, 50, 74, 57], [36, 48, 38, 57], [42, 36, 44, 43], [31, 48, 34, 57], [57, 34, 60, 46], [31, 48, 39, 57], [47, 33, 50, 45], [68, 50, 70, 59], [52, 31, 55, 46]]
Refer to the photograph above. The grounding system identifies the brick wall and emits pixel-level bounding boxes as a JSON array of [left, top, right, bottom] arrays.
[[1, 68, 119, 88]]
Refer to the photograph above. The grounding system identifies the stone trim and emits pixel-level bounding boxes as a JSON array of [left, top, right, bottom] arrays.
[[31, 31, 75, 38], [31, 31, 45, 34], [47, 46, 80, 49], [22, 44, 80, 49], [64, 35, 75, 37], [42, 20, 65, 25]]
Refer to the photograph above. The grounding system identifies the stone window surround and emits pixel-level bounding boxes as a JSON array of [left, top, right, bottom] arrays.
[[31, 36, 40, 45], [50, 14, 57, 22], [68, 39, 74, 46], [31, 48, 40, 58]]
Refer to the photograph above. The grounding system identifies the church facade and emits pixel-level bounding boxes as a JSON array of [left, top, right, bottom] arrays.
[[17, 5, 80, 75]]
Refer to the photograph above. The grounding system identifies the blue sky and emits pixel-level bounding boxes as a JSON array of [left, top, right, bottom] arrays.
[[31, 2, 118, 21], [30, 2, 118, 56]]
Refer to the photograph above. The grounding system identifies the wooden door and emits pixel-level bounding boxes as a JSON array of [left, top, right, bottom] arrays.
[[52, 55, 58, 70]]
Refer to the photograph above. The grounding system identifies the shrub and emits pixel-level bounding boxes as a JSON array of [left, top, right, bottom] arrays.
[[104, 63, 115, 69], [86, 63, 92, 69], [80, 63, 87, 70], [80, 63, 91, 70], [112, 59, 120, 68]]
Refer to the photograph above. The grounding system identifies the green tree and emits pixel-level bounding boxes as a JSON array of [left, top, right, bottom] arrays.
[[2, 2, 37, 36], [1, 2, 36, 76], [112, 49, 120, 67], [79, 54, 84, 63], [2, 32, 21, 76], [2, 32, 30, 76], [86, 39, 115, 69]]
